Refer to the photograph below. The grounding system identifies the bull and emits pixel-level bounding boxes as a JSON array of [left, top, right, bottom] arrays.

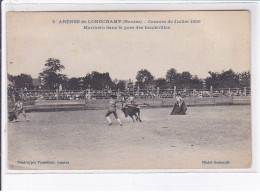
[[121, 105, 142, 122], [8, 111, 17, 122]]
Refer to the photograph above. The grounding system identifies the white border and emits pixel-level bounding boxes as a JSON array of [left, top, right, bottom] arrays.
[[1, 0, 260, 190]]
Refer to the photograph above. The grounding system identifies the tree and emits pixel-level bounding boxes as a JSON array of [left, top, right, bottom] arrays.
[[10, 74, 34, 90], [135, 69, 154, 89], [166, 68, 179, 88], [166, 68, 177, 82], [66, 77, 81, 90], [178, 71, 192, 88], [8, 74, 15, 99], [82, 73, 92, 89], [83, 71, 113, 90], [239, 71, 250, 87], [92, 71, 113, 90], [166, 68, 204, 89], [39, 58, 68, 90], [126, 79, 135, 91], [205, 71, 220, 88], [113, 80, 126, 91], [205, 69, 240, 89], [8, 74, 14, 89], [189, 75, 204, 89], [219, 69, 239, 88], [153, 78, 168, 89], [77, 77, 85, 90]]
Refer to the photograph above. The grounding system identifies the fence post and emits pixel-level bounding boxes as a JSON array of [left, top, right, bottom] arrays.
[[244, 87, 246, 96], [174, 86, 176, 98], [84, 90, 87, 108], [21, 89, 24, 101], [137, 86, 140, 97], [210, 86, 213, 97], [228, 88, 231, 97], [156, 87, 160, 98], [88, 88, 91, 100], [56, 89, 59, 100], [193, 89, 196, 97]]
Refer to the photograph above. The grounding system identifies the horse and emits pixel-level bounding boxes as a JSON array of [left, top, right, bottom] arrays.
[[121, 105, 142, 122]]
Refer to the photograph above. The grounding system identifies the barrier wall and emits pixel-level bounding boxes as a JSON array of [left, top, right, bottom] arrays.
[[20, 96, 251, 112]]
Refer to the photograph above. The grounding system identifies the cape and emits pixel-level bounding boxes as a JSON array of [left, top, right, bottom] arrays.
[[170, 101, 187, 115]]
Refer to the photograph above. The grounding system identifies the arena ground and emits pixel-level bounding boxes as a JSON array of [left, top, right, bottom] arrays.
[[7, 105, 251, 170]]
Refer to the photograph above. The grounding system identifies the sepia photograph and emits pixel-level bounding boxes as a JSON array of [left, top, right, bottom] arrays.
[[6, 10, 251, 170]]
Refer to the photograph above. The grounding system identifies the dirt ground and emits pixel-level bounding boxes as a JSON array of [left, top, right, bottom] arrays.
[[7, 105, 251, 170]]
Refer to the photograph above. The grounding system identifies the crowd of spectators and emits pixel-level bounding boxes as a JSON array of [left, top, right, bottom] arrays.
[[158, 89, 250, 98], [8, 88, 250, 102]]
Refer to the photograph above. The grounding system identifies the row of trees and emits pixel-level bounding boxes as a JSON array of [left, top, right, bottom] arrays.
[[8, 58, 250, 91], [136, 69, 205, 89]]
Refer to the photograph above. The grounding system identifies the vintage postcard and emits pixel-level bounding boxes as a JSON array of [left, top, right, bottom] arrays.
[[6, 11, 251, 171]]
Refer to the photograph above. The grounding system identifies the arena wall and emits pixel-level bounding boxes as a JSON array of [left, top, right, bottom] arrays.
[[20, 96, 251, 112]]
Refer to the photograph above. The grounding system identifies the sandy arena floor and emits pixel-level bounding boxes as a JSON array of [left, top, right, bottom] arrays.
[[7, 105, 251, 170]]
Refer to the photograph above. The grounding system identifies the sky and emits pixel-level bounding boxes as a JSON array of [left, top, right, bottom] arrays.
[[7, 11, 250, 80]]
